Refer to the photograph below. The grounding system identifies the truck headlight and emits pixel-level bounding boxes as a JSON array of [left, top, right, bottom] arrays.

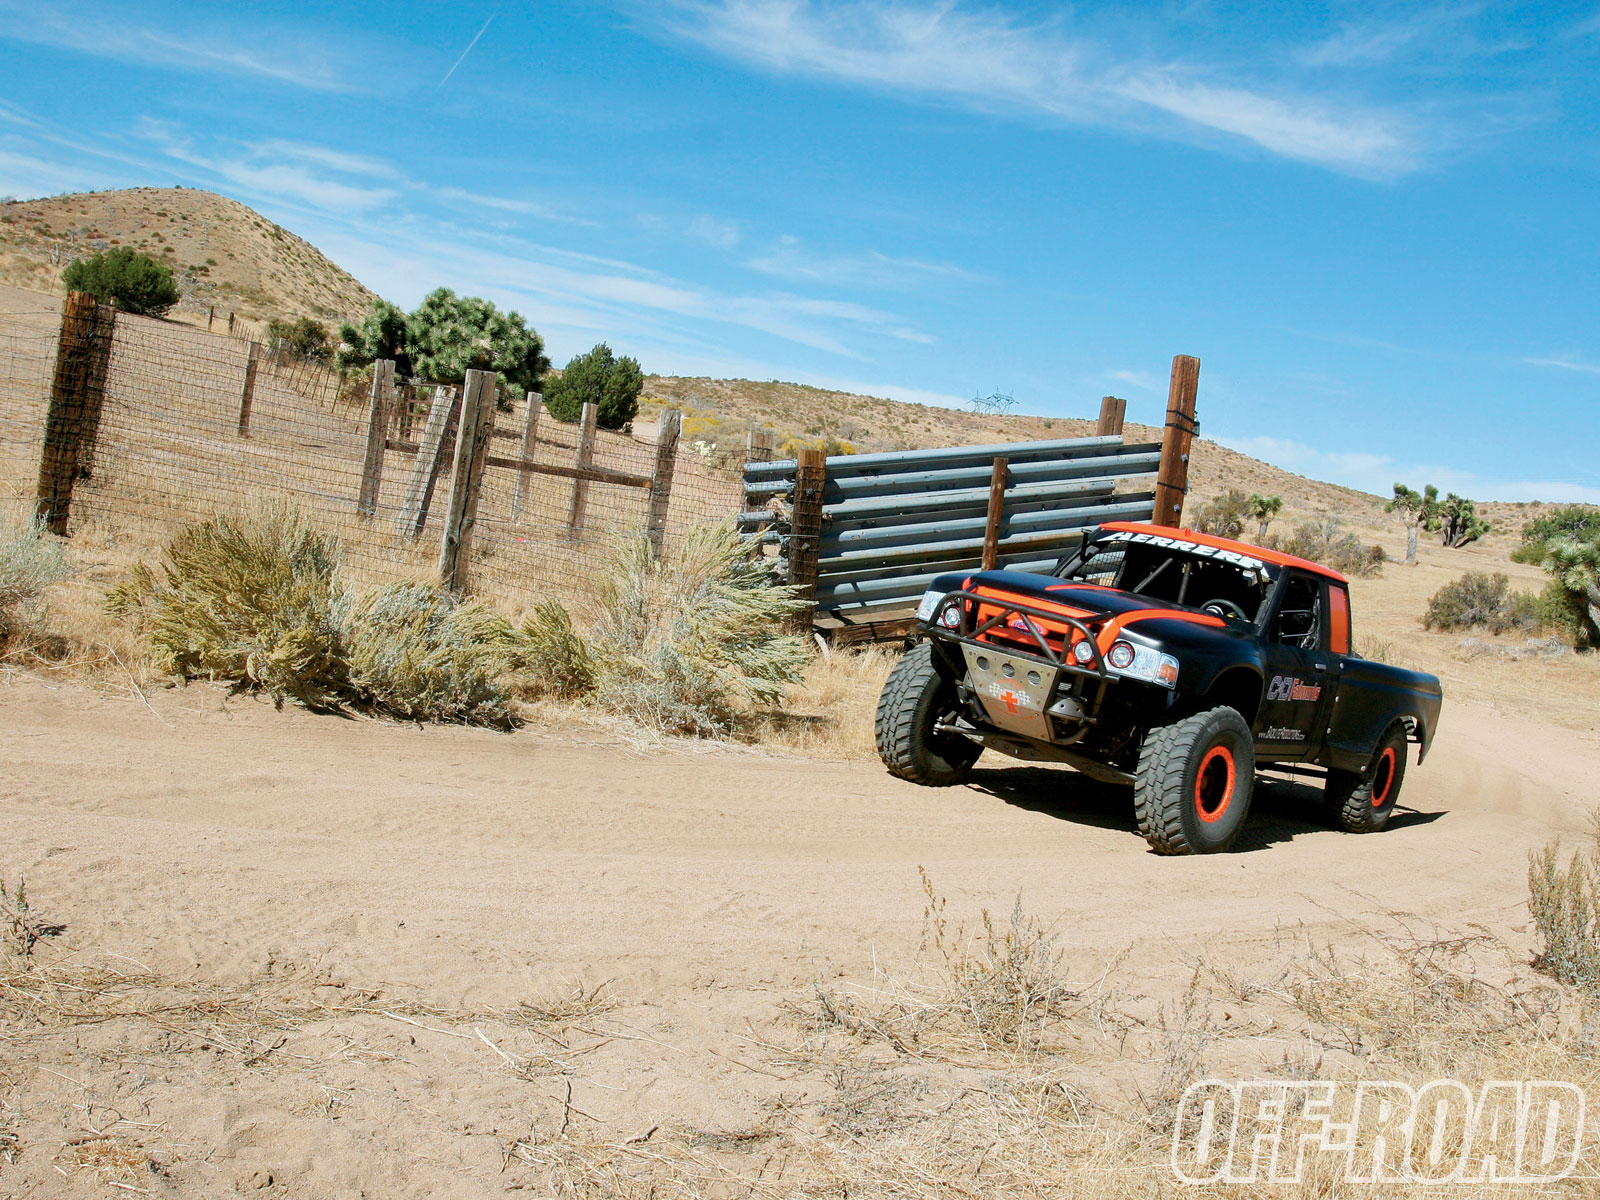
[[915, 589, 947, 623], [1106, 639, 1180, 689]]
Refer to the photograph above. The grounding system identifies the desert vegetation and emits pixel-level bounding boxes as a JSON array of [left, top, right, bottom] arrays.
[[339, 288, 550, 410], [0, 511, 68, 644], [543, 342, 645, 431], [60, 246, 180, 316], [101, 504, 812, 737], [265, 315, 333, 365]]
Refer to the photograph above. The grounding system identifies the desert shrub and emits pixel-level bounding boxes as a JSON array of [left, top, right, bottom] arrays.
[[267, 316, 332, 365], [1512, 504, 1600, 564], [1530, 837, 1600, 990], [577, 524, 812, 735], [61, 247, 179, 316], [1422, 571, 1539, 634], [514, 600, 595, 698], [1192, 488, 1249, 539], [342, 583, 520, 727], [778, 434, 857, 458], [107, 504, 348, 710], [543, 343, 643, 431], [1268, 517, 1386, 577], [0, 512, 69, 639]]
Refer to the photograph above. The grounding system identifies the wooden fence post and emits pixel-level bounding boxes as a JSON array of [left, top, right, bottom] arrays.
[[1097, 395, 1127, 438], [566, 401, 598, 538], [745, 427, 776, 464], [1153, 356, 1200, 528], [395, 385, 460, 538], [237, 341, 262, 438], [645, 408, 682, 557], [438, 369, 497, 592], [981, 456, 1009, 571], [788, 447, 827, 633], [510, 390, 542, 522], [35, 291, 114, 535], [356, 359, 395, 517]]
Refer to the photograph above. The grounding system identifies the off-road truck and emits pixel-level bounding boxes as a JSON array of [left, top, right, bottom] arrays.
[[875, 521, 1444, 854]]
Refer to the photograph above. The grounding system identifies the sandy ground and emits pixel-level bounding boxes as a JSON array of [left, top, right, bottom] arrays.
[[1, 671, 1597, 1196]]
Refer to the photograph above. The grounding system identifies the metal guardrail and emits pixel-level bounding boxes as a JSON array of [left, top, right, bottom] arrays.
[[743, 433, 1160, 621]]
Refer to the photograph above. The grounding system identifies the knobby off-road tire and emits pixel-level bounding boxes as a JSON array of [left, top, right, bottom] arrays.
[[875, 642, 982, 786], [1134, 706, 1255, 855], [1326, 722, 1408, 833]]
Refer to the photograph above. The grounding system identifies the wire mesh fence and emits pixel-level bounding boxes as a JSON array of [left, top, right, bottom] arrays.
[[2, 290, 747, 614]]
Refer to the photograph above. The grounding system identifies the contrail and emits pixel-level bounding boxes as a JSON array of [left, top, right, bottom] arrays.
[[438, 12, 496, 88]]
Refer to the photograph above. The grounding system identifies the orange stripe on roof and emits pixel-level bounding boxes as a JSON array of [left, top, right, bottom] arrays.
[[1098, 521, 1349, 584]]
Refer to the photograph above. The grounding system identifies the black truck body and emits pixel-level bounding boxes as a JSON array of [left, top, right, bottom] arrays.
[[876, 521, 1444, 853]]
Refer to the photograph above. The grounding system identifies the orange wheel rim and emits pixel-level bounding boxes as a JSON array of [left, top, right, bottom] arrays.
[[1195, 745, 1236, 824], [1371, 746, 1397, 808]]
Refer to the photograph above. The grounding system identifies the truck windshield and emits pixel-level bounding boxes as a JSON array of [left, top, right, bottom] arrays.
[[1055, 533, 1276, 623]]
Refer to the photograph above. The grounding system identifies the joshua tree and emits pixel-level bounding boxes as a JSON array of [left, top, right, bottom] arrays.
[[1247, 493, 1283, 542], [1386, 483, 1440, 564], [1438, 492, 1490, 548], [1544, 535, 1600, 648], [337, 298, 414, 379]]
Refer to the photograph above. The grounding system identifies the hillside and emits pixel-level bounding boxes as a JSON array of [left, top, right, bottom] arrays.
[[0, 186, 375, 325], [641, 376, 1569, 548], [642, 374, 1388, 522]]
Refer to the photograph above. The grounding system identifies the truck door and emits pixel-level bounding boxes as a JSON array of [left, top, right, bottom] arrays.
[[1256, 570, 1334, 761]]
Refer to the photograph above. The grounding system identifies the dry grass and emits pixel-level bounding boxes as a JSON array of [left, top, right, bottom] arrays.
[[5, 867, 1600, 1197], [750, 643, 897, 757]]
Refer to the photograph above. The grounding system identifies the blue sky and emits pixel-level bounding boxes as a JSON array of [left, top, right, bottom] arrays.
[[1, 0, 1597, 501]]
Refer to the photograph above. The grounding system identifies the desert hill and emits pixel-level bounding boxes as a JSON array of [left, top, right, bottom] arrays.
[[642, 375, 1388, 522], [0, 186, 375, 324]]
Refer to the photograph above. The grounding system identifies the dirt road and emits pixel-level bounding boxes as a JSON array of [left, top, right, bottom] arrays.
[[2, 676, 1591, 1001], [1, 675, 1596, 1196]]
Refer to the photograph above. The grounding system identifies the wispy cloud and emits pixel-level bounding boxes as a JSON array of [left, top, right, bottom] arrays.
[[1216, 434, 1600, 503], [133, 122, 588, 224], [687, 214, 741, 249], [1526, 353, 1600, 376], [135, 123, 399, 212], [747, 233, 974, 288], [1104, 368, 1161, 393], [0, 4, 352, 91], [654, 0, 1420, 174]]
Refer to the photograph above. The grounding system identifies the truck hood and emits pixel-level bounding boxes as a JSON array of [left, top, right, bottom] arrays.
[[944, 568, 1238, 651]]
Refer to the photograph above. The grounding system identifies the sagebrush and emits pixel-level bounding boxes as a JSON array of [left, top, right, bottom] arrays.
[[107, 504, 349, 710], [1529, 835, 1600, 990], [580, 525, 813, 735], [108, 510, 814, 735], [343, 583, 521, 727], [1268, 517, 1386, 577], [0, 512, 69, 640], [108, 507, 520, 724], [1422, 571, 1538, 634]]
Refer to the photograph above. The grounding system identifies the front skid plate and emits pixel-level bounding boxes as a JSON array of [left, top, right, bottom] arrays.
[[976, 732, 1138, 786], [959, 644, 1056, 741]]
